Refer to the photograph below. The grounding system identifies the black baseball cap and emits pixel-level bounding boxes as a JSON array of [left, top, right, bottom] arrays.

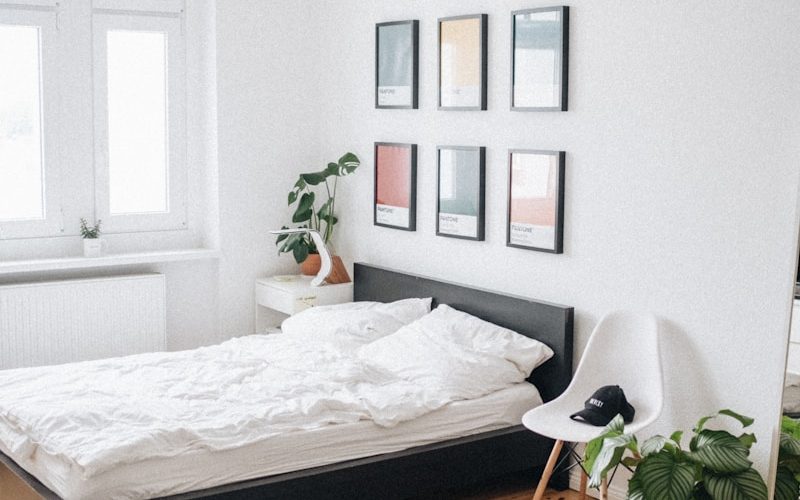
[[570, 385, 635, 426]]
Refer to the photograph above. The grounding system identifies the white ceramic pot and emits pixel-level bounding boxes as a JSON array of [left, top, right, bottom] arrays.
[[83, 238, 106, 257]]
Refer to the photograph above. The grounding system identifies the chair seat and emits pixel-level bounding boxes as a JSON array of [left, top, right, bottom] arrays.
[[522, 396, 657, 444]]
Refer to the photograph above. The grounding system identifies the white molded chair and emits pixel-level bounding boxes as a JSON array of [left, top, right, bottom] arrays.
[[522, 311, 663, 500]]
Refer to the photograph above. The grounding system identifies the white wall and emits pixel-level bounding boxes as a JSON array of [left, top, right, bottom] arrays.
[[215, 0, 322, 338], [311, 0, 800, 480]]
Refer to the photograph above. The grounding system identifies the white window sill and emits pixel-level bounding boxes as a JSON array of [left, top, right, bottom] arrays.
[[0, 248, 220, 275]]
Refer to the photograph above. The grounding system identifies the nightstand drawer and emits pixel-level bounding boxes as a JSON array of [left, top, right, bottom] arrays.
[[255, 276, 353, 316]]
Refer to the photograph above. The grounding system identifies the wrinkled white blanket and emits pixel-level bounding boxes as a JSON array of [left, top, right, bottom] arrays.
[[0, 333, 493, 479]]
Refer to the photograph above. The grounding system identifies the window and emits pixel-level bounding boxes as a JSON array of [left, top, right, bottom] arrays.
[[0, 24, 44, 221], [0, 8, 62, 239], [0, 1, 187, 240], [107, 30, 169, 215], [94, 12, 186, 233]]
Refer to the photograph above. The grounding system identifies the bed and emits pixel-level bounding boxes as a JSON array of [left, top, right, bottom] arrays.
[[0, 263, 574, 499]]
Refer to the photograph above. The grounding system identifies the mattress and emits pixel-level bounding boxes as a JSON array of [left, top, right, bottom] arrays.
[[2, 383, 542, 500]]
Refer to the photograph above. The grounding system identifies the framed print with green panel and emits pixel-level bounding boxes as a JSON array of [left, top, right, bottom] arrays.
[[507, 150, 565, 253], [437, 146, 485, 240], [511, 7, 569, 111], [438, 14, 487, 110], [374, 142, 417, 231], [375, 20, 419, 109]]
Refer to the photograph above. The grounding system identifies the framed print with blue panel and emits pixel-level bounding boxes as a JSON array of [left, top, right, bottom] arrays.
[[507, 150, 565, 253], [437, 146, 485, 241], [511, 7, 568, 111], [375, 20, 419, 109]]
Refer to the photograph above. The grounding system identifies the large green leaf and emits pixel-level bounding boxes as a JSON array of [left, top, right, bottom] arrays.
[[292, 241, 309, 264], [688, 430, 751, 473], [588, 433, 635, 487], [640, 435, 670, 457], [634, 451, 695, 500], [781, 432, 800, 456], [775, 465, 800, 500], [275, 226, 290, 244], [584, 415, 626, 476], [338, 152, 360, 174], [695, 410, 754, 434], [324, 162, 340, 176], [292, 192, 315, 223], [703, 469, 768, 500], [301, 172, 327, 185], [627, 475, 644, 500]]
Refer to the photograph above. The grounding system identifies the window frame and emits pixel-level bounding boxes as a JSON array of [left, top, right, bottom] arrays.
[[0, 9, 64, 239], [92, 12, 187, 234]]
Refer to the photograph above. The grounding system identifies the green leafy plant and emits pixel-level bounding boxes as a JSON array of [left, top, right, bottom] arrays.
[[79, 218, 101, 239], [276, 152, 360, 263], [776, 416, 800, 500], [584, 409, 768, 500]]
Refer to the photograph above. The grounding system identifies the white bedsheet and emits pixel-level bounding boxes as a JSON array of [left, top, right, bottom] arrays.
[[0, 332, 541, 494], [2, 383, 541, 500]]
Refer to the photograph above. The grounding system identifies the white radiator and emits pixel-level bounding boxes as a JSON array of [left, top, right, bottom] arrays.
[[0, 274, 166, 370]]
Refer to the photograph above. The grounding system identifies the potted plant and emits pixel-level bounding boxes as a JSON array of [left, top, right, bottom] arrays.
[[776, 416, 800, 500], [80, 218, 104, 257], [584, 409, 768, 499], [276, 152, 359, 279]]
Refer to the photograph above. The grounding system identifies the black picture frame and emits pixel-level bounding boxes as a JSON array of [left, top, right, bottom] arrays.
[[506, 150, 565, 253], [510, 6, 569, 111], [436, 146, 486, 241], [375, 20, 419, 109], [374, 142, 417, 231], [438, 14, 488, 111]]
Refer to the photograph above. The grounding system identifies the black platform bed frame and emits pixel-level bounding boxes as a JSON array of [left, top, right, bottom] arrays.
[[0, 263, 574, 500]]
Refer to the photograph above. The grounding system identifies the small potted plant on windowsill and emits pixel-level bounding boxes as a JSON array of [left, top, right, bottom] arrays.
[[276, 152, 359, 282], [80, 218, 105, 257]]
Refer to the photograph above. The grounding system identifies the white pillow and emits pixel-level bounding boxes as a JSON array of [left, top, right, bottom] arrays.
[[280, 298, 432, 349], [358, 305, 554, 396]]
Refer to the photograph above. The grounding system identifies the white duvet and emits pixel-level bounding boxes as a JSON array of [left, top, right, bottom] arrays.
[[0, 334, 518, 479], [0, 302, 553, 484]]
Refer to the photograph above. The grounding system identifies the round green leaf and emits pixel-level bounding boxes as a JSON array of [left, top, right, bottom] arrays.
[[703, 469, 768, 500], [634, 452, 695, 500], [775, 465, 800, 500], [781, 432, 800, 456], [688, 430, 751, 473], [292, 241, 309, 264]]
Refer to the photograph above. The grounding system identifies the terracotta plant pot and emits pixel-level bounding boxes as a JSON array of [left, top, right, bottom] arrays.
[[299, 254, 351, 284], [300, 253, 321, 276]]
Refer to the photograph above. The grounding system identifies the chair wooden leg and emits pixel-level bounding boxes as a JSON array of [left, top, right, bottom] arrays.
[[599, 477, 609, 500], [532, 439, 564, 500], [579, 469, 588, 500]]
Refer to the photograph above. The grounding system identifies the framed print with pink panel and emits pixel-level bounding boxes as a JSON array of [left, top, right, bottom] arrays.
[[507, 150, 565, 253], [374, 142, 417, 231]]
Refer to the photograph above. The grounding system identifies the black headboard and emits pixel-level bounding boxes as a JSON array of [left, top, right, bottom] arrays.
[[353, 263, 574, 403]]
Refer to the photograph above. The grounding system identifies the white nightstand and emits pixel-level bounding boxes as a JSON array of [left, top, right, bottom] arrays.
[[254, 275, 354, 332]]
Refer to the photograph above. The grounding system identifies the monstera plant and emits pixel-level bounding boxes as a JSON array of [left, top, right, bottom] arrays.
[[276, 152, 360, 263], [584, 410, 768, 500]]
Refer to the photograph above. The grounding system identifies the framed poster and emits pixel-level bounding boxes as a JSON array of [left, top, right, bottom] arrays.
[[438, 14, 488, 111], [437, 146, 485, 240], [374, 142, 417, 231], [511, 7, 569, 111], [507, 150, 565, 253], [375, 20, 419, 109]]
